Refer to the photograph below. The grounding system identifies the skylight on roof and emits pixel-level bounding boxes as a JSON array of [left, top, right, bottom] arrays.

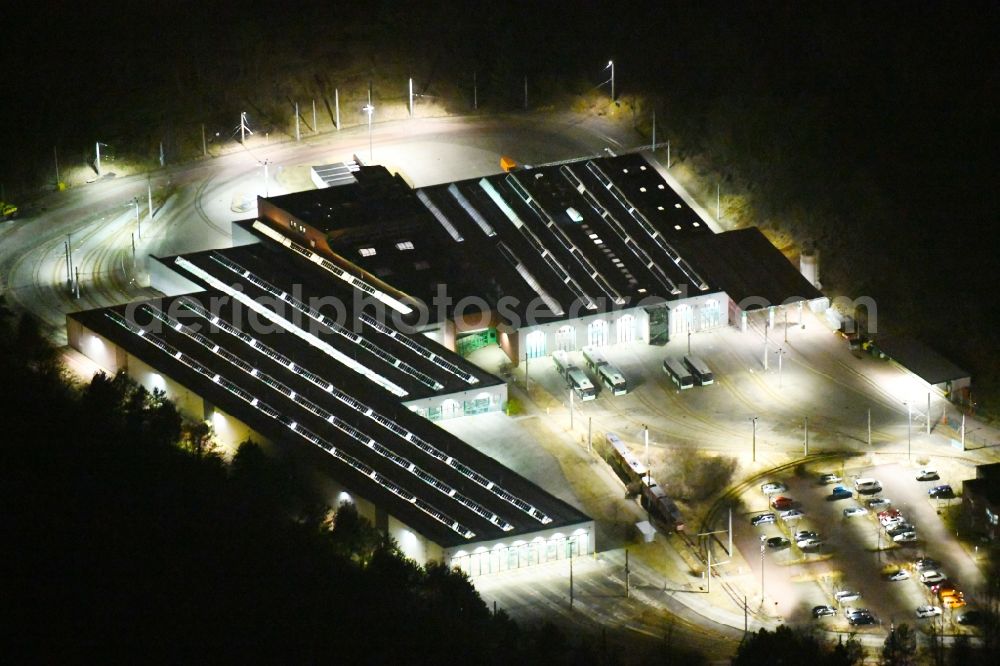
[[359, 247, 376, 257], [674, 203, 682, 209], [396, 241, 414, 251], [674, 225, 682, 230], [639, 187, 647, 193]]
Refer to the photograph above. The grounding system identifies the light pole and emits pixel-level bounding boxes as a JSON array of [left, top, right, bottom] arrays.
[[751, 416, 758, 462], [606, 60, 615, 101], [775, 346, 786, 387], [362, 93, 375, 163]]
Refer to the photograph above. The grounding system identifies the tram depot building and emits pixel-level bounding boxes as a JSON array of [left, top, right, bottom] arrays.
[[68, 152, 822, 573]]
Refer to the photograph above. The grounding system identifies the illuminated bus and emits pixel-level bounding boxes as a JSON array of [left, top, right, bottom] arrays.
[[662, 358, 694, 390], [582, 346, 608, 372], [566, 367, 597, 401], [597, 363, 628, 395], [683, 355, 714, 386], [552, 350, 572, 378]]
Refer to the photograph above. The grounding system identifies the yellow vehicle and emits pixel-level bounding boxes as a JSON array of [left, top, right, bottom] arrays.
[[943, 595, 967, 609], [0, 201, 17, 220]]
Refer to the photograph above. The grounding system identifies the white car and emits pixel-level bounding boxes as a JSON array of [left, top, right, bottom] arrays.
[[761, 482, 787, 495], [797, 537, 823, 550], [780, 509, 805, 521], [843, 506, 867, 518], [881, 515, 907, 528], [888, 570, 911, 581], [916, 468, 940, 481], [867, 498, 892, 509], [835, 590, 861, 602], [920, 570, 946, 584], [893, 531, 918, 543], [916, 605, 943, 618], [819, 473, 842, 485]]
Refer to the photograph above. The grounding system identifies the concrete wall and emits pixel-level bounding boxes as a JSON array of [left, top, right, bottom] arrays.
[[445, 520, 596, 577], [404, 383, 508, 421]]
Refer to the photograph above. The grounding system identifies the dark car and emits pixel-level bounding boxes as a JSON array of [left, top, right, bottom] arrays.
[[827, 485, 853, 501], [929, 485, 954, 498], [849, 613, 876, 626], [813, 605, 837, 618], [957, 610, 983, 625], [766, 536, 790, 549], [751, 513, 776, 526], [886, 523, 916, 537]]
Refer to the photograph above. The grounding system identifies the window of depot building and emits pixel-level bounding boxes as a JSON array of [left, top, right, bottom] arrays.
[[359, 247, 376, 257], [396, 240, 414, 251]]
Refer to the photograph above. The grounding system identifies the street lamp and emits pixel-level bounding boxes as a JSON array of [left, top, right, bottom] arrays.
[[751, 416, 758, 462], [605, 60, 615, 101], [363, 85, 375, 163]]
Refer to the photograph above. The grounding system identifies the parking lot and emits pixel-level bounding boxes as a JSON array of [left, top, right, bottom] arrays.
[[740, 459, 983, 631]]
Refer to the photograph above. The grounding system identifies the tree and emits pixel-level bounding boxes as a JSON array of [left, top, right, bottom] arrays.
[[733, 625, 861, 666], [881, 623, 917, 666]]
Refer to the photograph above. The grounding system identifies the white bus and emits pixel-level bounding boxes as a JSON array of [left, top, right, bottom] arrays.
[[582, 346, 608, 372], [552, 350, 572, 378], [683, 355, 714, 386], [597, 363, 628, 395], [663, 358, 694, 390], [566, 367, 597, 401]]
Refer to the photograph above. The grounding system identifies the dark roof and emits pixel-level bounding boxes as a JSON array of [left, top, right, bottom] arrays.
[[876, 335, 971, 385], [963, 478, 1000, 505], [266, 154, 822, 327], [70, 298, 589, 549], [262, 166, 425, 240], [674, 227, 824, 310], [153, 242, 502, 402], [976, 463, 1000, 481]]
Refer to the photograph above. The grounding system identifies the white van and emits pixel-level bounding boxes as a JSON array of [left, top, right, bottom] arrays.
[[854, 478, 882, 494]]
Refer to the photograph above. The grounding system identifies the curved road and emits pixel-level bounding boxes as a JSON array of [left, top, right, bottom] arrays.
[[0, 113, 636, 344]]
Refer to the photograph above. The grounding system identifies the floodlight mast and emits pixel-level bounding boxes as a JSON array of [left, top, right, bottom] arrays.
[[363, 83, 375, 162], [606, 60, 615, 100]]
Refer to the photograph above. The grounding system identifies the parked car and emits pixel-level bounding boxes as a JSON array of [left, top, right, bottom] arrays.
[[751, 513, 776, 526], [878, 508, 902, 521], [920, 570, 947, 584], [914, 558, 941, 572], [797, 537, 823, 549], [812, 605, 837, 618], [855, 478, 883, 494], [882, 516, 907, 528], [893, 531, 918, 543], [929, 485, 954, 498], [780, 509, 805, 522], [916, 605, 943, 618], [818, 473, 842, 485], [766, 536, 790, 549], [771, 496, 794, 510], [843, 506, 867, 518], [957, 611, 983, 625], [867, 498, 892, 509], [944, 596, 967, 609], [761, 482, 787, 495], [849, 613, 876, 626], [835, 590, 861, 603], [917, 468, 940, 481], [888, 570, 912, 581], [794, 530, 819, 541], [887, 523, 916, 537], [828, 485, 853, 501], [930, 580, 957, 595]]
